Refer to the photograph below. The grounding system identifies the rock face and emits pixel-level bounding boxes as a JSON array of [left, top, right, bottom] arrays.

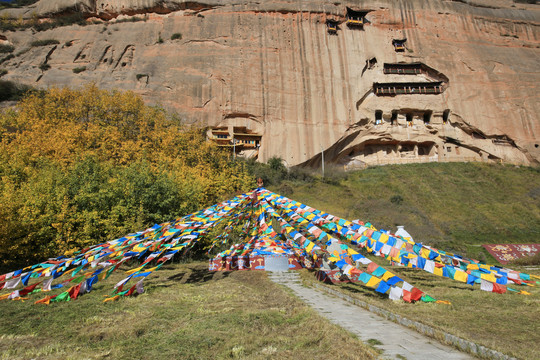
[[1, 0, 539, 167]]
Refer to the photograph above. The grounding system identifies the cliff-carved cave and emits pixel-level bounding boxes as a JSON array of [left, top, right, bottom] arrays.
[[0, 0, 539, 167]]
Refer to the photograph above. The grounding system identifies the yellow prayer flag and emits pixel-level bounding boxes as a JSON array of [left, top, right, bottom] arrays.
[[103, 295, 120, 303], [348, 248, 359, 256], [125, 266, 144, 275], [366, 276, 381, 288], [382, 271, 395, 281], [480, 273, 496, 283], [454, 270, 468, 283], [433, 267, 443, 277], [435, 300, 451, 305]]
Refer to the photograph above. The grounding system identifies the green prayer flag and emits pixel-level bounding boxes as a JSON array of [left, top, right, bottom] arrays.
[[51, 291, 71, 302], [421, 295, 436, 302]]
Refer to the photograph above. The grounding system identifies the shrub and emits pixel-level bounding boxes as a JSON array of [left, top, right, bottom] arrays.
[[0, 44, 14, 54], [72, 66, 86, 74], [0, 80, 33, 101], [390, 194, 403, 205], [136, 73, 148, 80], [278, 183, 294, 196], [171, 33, 182, 40], [31, 39, 59, 47], [0, 69, 7, 77], [39, 63, 50, 71], [115, 16, 146, 24], [0, 53, 14, 65]]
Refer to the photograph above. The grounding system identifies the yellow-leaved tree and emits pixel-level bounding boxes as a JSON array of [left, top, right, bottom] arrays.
[[0, 85, 254, 271]]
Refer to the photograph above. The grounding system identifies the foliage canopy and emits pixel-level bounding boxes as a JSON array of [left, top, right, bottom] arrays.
[[0, 85, 254, 271]]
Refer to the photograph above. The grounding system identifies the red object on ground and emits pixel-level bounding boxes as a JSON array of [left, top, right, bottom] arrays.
[[482, 244, 540, 264]]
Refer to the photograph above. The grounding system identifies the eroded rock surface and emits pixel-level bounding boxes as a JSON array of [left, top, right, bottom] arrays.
[[1, 0, 539, 166]]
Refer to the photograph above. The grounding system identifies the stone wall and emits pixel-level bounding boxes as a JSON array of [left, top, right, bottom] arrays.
[[1, 0, 539, 166]]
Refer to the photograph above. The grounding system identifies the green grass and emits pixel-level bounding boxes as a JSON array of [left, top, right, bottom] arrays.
[[0, 262, 377, 360], [299, 259, 540, 359], [273, 162, 540, 262]]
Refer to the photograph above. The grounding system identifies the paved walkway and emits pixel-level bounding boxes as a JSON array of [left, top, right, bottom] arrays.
[[268, 271, 474, 360]]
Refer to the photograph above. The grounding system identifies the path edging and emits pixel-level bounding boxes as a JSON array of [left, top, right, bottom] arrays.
[[311, 282, 516, 360]]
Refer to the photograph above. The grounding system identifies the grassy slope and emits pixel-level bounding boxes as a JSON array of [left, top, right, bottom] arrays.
[[300, 261, 540, 360], [276, 162, 540, 262], [271, 162, 540, 359], [0, 262, 377, 360]]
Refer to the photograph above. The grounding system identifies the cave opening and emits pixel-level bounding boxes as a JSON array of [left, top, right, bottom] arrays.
[[375, 110, 383, 125], [391, 110, 397, 125], [423, 111, 432, 124], [443, 109, 450, 124], [406, 113, 413, 127]]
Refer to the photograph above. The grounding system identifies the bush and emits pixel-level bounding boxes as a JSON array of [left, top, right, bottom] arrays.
[[0, 54, 14, 65], [136, 73, 148, 80], [171, 33, 182, 40], [278, 183, 294, 196], [0, 69, 7, 77], [0, 80, 32, 101], [0, 44, 14, 54], [390, 194, 403, 205], [31, 39, 60, 47], [39, 63, 50, 71], [115, 16, 147, 24], [72, 66, 86, 74]]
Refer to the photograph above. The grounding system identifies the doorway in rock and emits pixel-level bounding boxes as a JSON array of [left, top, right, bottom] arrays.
[[423, 111, 432, 124], [375, 110, 383, 125], [443, 109, 450, 124]]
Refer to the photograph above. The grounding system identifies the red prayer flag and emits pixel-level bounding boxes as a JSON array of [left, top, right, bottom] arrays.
[[367, 262, 378, 273], [18, 282, 41, 297], [125, 284, 137, 297], [492, 283, 507, 294], [68, 283, 82, 300], [402, 290, 412, 303], [410, 288, 424, 302]]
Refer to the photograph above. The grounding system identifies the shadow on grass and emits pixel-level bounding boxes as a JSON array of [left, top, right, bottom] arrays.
[[178, 268, 231, 285], [167, 272, 187, 281]]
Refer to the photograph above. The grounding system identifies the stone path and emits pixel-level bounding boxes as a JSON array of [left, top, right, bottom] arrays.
[[268, 271, 474, 360]]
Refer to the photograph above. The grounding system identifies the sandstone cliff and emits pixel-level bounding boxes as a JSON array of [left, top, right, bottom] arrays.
[[1, 0, 539, 167]]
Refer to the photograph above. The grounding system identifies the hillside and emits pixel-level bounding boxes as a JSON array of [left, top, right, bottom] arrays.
[[0, 0, 539, 167], [269, 162, 540, 263]]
